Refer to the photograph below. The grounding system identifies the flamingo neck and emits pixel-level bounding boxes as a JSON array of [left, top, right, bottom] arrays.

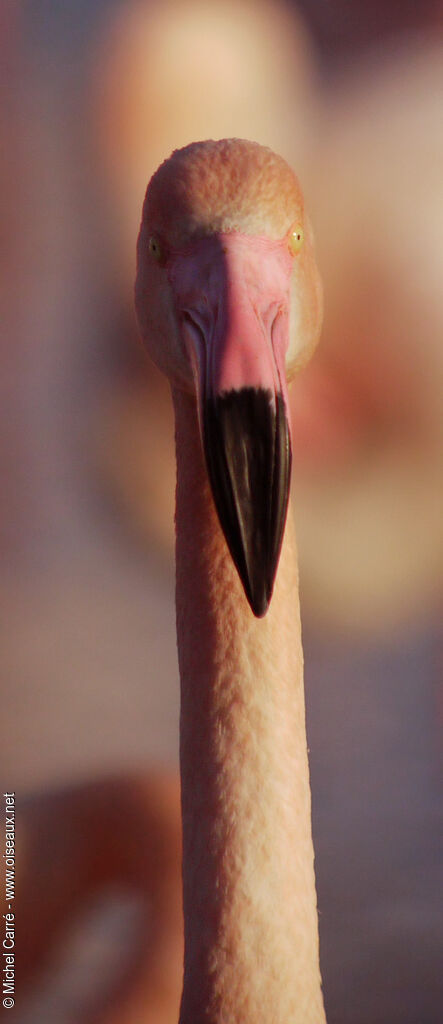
[[173, 387, 325, 1024]]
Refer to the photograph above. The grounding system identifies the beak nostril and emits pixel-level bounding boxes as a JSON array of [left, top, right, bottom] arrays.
[[270, 306, 289, 372], [182, 310, 201, 329], [180, 310, 208, 387], [181, 310, 206, 350], [270, 306, 285, 335]]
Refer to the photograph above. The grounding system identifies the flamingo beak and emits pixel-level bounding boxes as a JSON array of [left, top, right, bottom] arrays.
[[203, 387, 291, 617], [170, 233, 293, 617]]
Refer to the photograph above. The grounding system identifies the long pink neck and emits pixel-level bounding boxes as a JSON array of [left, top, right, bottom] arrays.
[[173, 387, 326, 1024]]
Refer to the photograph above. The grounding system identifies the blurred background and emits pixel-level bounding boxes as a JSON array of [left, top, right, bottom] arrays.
[[3, 1, 442, 1022]]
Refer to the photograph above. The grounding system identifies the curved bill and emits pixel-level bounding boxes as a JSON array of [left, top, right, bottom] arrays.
[[169, 232, 293, 617], [203, 387, 291, 617]]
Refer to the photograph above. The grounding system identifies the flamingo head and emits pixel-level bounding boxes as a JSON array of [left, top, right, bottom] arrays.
[[135, 139, 322, 615]]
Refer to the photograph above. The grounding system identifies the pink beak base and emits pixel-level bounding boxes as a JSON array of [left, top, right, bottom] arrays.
[[168, 232, 294, 616]]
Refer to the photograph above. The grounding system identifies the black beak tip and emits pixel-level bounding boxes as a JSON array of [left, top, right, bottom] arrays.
[[243, 559, 277, 618], [249, 590, 270, 619], [203, 388, 291, 619]]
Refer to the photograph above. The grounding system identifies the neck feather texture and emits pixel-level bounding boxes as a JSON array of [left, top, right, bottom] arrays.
[[173, 388, 325, 1024]]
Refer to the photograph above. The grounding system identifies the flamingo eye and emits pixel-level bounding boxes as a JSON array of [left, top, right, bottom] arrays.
[[288, 225, 304, 255], [149, 234, 166, 264]]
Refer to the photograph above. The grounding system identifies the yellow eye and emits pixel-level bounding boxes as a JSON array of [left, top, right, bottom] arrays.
[[288, 225, 304, 255], [149, 234, 166, 263]]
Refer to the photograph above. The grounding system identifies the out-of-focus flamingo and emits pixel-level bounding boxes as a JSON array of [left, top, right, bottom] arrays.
[[94, 0, 315, 282], [135, 137, 324, 1022], [18, 774, 182, 1024], [296, 33, 443, 630]]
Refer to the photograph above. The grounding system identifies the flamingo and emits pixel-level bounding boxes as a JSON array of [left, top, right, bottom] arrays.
[[18, 773, 183, 1024], [93, 0, 316, 559], [135, 138, 324, 1022]]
